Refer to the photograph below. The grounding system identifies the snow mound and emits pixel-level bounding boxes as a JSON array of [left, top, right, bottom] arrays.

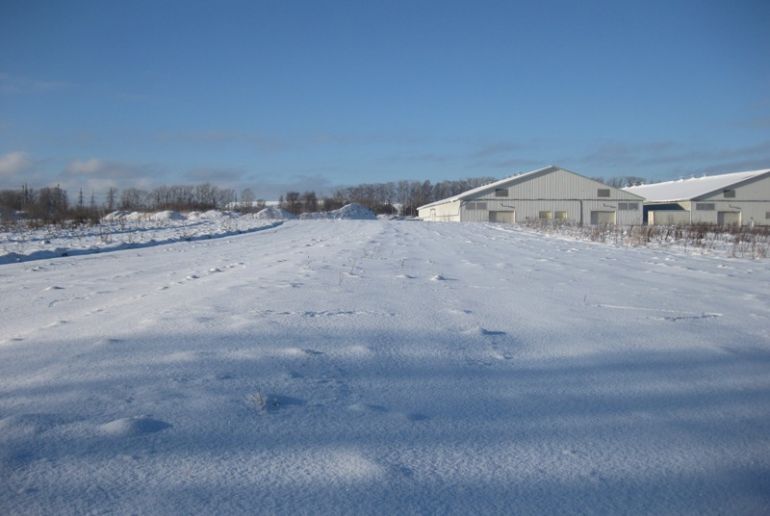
[[300, 203, 376, 220], [189, 210, 236, 220], [103, 210, 187, 222], [255, 207, 297, 220], [102, 210, 131, 222], [330, 203, 376, 220], [100, 416, 171, 436], [125, 211, 148, 221], [298, 211, 325, 220], [148, 210, 185, 222], [0, 413, 76, 436]]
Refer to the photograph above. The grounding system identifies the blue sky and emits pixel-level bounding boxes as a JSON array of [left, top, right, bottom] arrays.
[[1, 0, 769, 198]]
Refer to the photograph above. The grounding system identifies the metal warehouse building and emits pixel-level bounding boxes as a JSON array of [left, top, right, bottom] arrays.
[[624, 169, 770, 226], [417, 165, 644, 225]]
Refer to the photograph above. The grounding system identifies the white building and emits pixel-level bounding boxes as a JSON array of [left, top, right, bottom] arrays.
[[417, 165, 644, 225], [624, 169, 770, 226]]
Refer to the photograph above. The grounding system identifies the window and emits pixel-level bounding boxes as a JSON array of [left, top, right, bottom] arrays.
[[494, 188, 508, 197], [555, 211, 568, 221], [723, 189, 736, 198], [766, 212, 770, 220], [597, 189, 610, 197], [539, 211, 553, 220], [619, 202, 639, 210], [696, 203, 715, 211], [466, 202, 476, 210], [476, 202, 487, 210]]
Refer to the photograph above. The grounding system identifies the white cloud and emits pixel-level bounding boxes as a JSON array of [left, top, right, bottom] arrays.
[[0, 151, 32, 177], [59, 157, 165, 197], [0, 72, 71, 94], [65, 158, 106, 175]]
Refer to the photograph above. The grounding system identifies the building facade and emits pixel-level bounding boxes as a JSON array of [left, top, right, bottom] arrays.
[[624, 169, 770, 226], [418, 166, 644, 225]]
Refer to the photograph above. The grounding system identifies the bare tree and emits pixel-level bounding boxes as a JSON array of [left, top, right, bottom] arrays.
[[241, 188, 255, 205]]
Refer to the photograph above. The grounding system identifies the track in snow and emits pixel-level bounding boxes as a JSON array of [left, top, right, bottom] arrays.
[[1, 220, 769, 515]]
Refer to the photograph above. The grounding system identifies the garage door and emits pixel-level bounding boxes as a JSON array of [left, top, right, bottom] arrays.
[[590, 211, 616, 225], [489, 211, 515, 224], [717, 211, 740, 226]]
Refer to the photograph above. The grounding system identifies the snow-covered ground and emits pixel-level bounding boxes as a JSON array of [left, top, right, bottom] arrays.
[[0, 204, 377, 265], [0, 212, 280, 265], [1, 220, 769, 514]]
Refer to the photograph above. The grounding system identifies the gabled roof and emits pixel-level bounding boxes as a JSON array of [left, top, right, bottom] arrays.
[[624, 169, 770, 202], [417, 165, 642, 210], [417, 166, 556, 210]]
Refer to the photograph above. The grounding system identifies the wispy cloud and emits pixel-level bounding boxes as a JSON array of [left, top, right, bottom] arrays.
[[0, 151, 32, 177], [156, 131, 289, 152], [743, 116, 770, 130], [0, 72, 71, 94], [385, 151, 459, 164], [241, 174, 336, 200], [574, 140, 770, 176], [0, 151, 53, 188], [156, 130, 429, 153], [476, 157, 552, 170], [58, 157, 168, 194], [184, 167, 246, 183], [470, 141, 533, 159]]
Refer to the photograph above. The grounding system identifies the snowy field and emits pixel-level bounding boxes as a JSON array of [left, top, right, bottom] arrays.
[[0, 211, 281, 265], [1, 219, 769, 515]]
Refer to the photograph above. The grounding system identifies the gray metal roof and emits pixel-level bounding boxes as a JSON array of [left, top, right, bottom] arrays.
[[417, 165, 642, 210], [624, 169, 770, 202]]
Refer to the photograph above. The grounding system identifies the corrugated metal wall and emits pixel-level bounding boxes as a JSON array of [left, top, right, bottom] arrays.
[[646, 176, 770, 226], [695, 175, 770, 225], [460, 169, 643, 225], [418, 200, 461, 222]]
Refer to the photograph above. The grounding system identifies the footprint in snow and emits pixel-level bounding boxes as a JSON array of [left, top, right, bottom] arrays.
[[249, 393, 305, 413], [462, 326, 506, 337], [405, 412, 430, 422], [347, 402, 388, 413], [0, 413, 79, 437], [100, 416, 171, 437], [389, 464, 414, 478], [96, 337, 125, 346], [488, 349, 515, 361]]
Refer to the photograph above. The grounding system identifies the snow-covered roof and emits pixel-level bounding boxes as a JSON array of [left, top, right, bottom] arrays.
[[417, 165, 642, 210], [417, 166, 557, 210], [624, 169, 770, 202]]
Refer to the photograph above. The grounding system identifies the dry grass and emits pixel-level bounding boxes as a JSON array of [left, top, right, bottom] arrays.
[[521, 220, 770, 259]]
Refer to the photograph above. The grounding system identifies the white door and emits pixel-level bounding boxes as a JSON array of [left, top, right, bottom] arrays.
[[489, 211, 515, 224], [591, 211, 616, 225], [717, 211, 740, 226]]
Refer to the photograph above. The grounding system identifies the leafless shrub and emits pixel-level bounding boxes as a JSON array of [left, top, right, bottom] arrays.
[[519, 220, 769, 259]]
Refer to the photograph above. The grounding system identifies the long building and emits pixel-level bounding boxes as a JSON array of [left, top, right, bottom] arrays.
[[624, 169, 770, 226], [417, 165, 644, 225]]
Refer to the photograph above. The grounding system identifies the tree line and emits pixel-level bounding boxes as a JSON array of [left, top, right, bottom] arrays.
[[275, 177, 499, 216], [0, 183, 237, 224], [275, 176, 647, 215], [0, 174, 649, 224]]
